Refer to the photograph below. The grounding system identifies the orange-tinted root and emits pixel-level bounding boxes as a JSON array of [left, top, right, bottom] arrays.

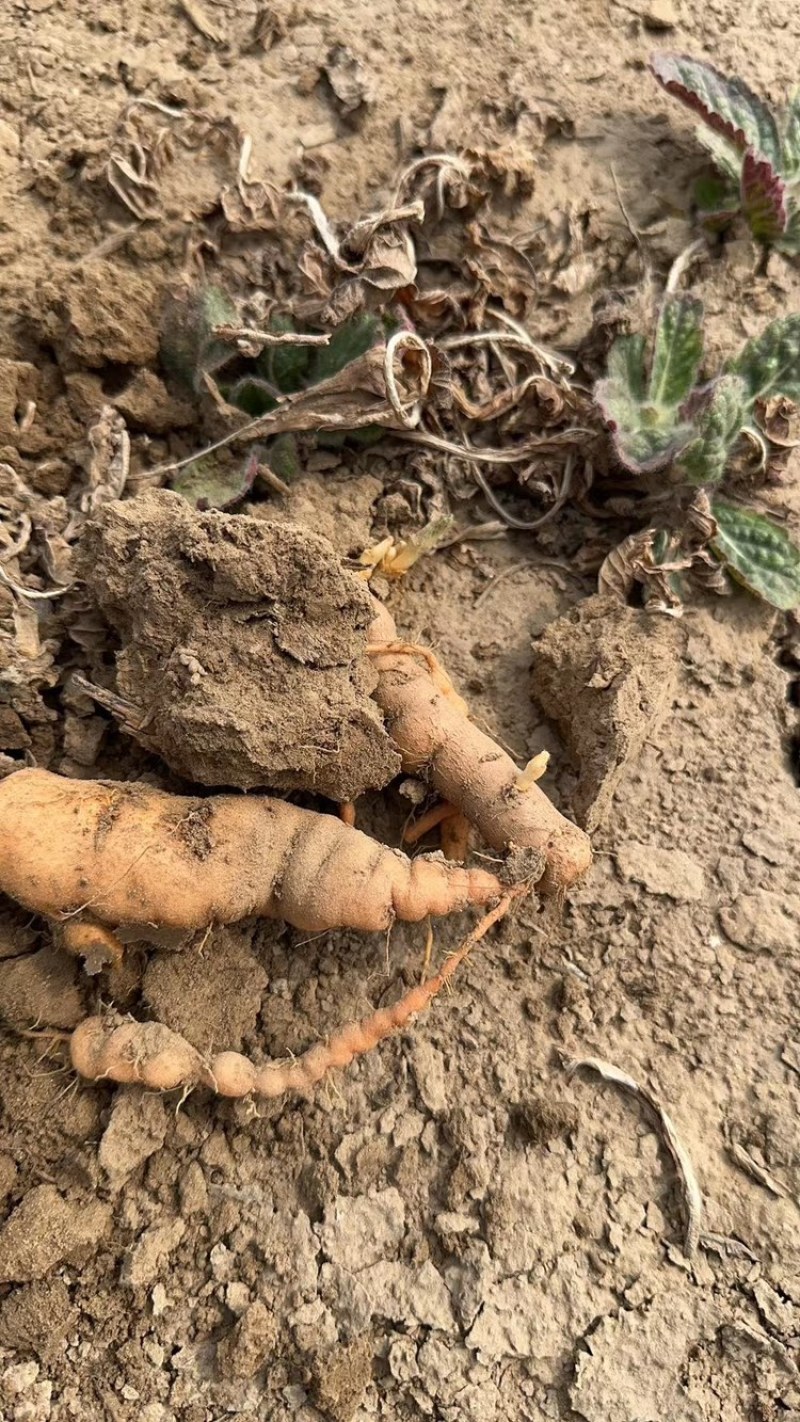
[[440, 810, 472, 864], [70, 889, 523, 1099], [0, 768, 503, 937], [367, 601, 592, 894], [403, 800, 460, 846], [59, 918, 124, 975]]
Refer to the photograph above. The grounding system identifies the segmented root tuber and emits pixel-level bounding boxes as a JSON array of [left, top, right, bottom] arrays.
[[368, 602, 592, 893], [0, 769, 504, 937], [70, 890, 522, 1097]]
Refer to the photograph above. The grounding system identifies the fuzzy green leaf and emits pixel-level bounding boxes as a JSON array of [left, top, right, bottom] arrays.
[[160, 285, 238, 392], [650, 53, 782, 169], [227, 376, 278, 418], [710, 498, 800, 608], [781, 88, 800, 178], [308, 314, 382, 385], [678, 374, 748, 485], [170, 452, 257, 512], [696, 126, 744, 185], [596, 333, 692, 474], [648, 295, 704, 408], [730, 314, 800, 403], [259, 314, 315, 395], [777, 206, 800, 254], [694, 170, 740, 221], [268, 433, 301, 482], [740, 150, 788, 243], [608, 334, 648, 401]]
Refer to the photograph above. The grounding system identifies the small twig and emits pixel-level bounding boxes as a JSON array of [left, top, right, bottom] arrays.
[[384, 331, 431, 428], [286, 189, 342, 259], [665, 238, 706, 294], [562, 1053, 703, 1257], [610, 165, 642, 249], [488, 308, 576, 379], [397, 427, 591, 466], [393, 151, 472, 209], [0, 564, 74, 601], [470, 450, 578, 532], [213, 324, 331, 350]]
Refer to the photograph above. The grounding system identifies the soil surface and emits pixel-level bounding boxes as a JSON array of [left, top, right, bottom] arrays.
[[1, 4, 800, 1422]]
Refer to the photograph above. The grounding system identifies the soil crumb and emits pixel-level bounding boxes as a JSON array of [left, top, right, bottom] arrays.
[[532, 594, 682, 831], [78, 490, 400, 801]]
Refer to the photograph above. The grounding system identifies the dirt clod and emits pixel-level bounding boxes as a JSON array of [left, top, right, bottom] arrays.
[[308, 1335, 375, 1422], [98, 1089, 170, 1189], [143, 927, 268, 1054], [0, 1279, 76, 1362], [79, 490, 399, 800], [34, 262, 161, 369], [0, 946, 84, 1030], [0, 1186, 111, 1283], [216, 1299, 278, 1379], [532, 594, 682, 831]]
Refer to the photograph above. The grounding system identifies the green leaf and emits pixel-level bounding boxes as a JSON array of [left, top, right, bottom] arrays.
[[740, 150, 788, 243], [308, 314, 382, 385], [268, 433, 301, 482], [781, 88, 800, 179], [695, 126, 744, 185], [648, 295, 704, 408], [710, 498, 800, 608], [730, 314, 800, 403], [694, 170, 740, 220], [650, 53, 782, 169], [260, 314, 314, 395], [776, 204, 800, 254], [170, 452, 257, 512], [227, 375, 279, 418], [160, 285, 238, 393], [678, 374, 748, 485], [607, 334, 648, 401], [596, 333, 692, 474]]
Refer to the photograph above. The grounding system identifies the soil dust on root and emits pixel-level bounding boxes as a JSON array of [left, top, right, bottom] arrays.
[[0, 0, 799, 1419]]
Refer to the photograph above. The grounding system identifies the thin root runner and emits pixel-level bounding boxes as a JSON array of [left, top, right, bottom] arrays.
[[70, 890, 524, 1098]]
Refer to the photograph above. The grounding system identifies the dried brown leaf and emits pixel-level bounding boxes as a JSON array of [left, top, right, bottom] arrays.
[[81, 406, 130, 515], [755, 394, 800, 449], [597, 528, 657, 601], [178, 0, 224, 42]]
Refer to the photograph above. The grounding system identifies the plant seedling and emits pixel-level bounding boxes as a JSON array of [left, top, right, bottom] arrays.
[[595, 292, 800, 610], [651, 53, 800, 252]]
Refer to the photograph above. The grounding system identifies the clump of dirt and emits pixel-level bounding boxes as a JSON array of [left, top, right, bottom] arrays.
[[143, 927, 268, 1054], [532, 594, 683, 831], [33, 261, 162, 370], [0, 946, 84, 1032], [78, 489, 400, 801]]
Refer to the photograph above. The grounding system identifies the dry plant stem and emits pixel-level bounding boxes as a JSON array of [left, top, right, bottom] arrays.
[[70, 890, 522, 1098], [397, 426, 591, 465], [0, 768, 503, 937], [368, 604, 591, 894], [562, 1054, 703, 1257]]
